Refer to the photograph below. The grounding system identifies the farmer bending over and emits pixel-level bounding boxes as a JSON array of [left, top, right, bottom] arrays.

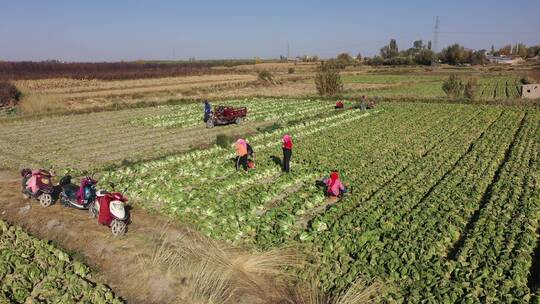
[[235, 138, 248, 171]]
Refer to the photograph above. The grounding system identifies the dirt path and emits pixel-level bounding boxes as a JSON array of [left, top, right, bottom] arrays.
[[0, 169, 202, 303]]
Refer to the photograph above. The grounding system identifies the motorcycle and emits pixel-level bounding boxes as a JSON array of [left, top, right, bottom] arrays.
[[89, 185, 129, 236], [58, 175, 97, 209], [20, 168, 55, 207]]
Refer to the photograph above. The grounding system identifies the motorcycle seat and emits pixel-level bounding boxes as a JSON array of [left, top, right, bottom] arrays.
[[62, 184, 79, 196]]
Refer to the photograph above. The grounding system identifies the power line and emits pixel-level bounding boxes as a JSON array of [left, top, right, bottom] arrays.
[[439, 31, 537, 35]]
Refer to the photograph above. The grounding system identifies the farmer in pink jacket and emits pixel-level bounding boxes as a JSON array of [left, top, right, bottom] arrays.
[[324, 171, 347, 197]]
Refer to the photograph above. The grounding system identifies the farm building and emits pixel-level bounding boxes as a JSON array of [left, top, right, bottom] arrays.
[[522, 84, 540, 99]]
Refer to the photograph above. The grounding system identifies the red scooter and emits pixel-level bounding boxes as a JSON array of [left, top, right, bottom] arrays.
[[20, 168, 55, 207], [89, 185, 129, 236]]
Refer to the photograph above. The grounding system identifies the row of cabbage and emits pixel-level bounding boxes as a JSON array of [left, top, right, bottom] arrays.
[[0, 220, 123, 304], [478, 77, 522, 99], [130, 98, 333, 128], [442, 112, 539, 303]]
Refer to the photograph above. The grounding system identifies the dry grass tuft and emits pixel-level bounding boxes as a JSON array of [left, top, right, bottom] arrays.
[[174, 232, 301, 303], [280, 278, 382, 304], [279, 280, 329, 304], [135, 223, 382, 304], [19, 93, 66, 114], [334, 279, 382, 304], [136, 222, 183, 272], [136, 224, 301, 304]]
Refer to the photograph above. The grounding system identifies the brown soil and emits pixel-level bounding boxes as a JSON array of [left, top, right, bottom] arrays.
[[0, 170, 193, 303]]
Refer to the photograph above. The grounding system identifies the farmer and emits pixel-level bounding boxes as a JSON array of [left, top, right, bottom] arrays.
[[203, 100, 212, 122], [323, 171, 347, 198], [282, 134, 293, 173], [235, 138, 248, 171], [359, 95, 367, 111]]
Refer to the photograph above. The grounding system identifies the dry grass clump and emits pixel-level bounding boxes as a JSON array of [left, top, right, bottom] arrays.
[[175, 231, 300, 303], [333, 279, 382, 304], [19, 93, 65, 114], [282, 279, 381, 304], [136, 223, 382, 304], [135, 223, 300, 304]]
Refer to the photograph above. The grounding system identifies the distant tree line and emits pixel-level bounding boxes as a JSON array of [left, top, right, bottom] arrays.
[[0, 60, 256, 81], [490, 43, 540, 58], [327, 40, 540, 67]]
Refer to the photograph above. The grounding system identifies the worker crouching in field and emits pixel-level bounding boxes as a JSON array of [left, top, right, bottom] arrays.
[[282, 134, 293, 173], [235, 138, 248, 171], [323, 171, 348, 198]]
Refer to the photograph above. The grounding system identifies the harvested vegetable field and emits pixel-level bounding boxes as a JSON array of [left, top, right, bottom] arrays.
[[88, 101, 538, 302], [1, 99, 539, 303]]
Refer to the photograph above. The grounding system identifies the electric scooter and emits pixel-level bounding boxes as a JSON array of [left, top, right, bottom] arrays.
[[89, 184, 129, 236], [20, 168, 55, 207], [58, 175, 97, 210]]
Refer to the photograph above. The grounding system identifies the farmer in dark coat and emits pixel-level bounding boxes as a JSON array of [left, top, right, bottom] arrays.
[[204, 100, 212, 122]]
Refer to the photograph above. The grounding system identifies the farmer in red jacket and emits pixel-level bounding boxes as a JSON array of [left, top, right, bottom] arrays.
[[282, 134, 293, 173], [324, 171, 347, 197]]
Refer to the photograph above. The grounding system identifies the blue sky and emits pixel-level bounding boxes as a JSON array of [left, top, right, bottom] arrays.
[[1, 0, 539, 61]]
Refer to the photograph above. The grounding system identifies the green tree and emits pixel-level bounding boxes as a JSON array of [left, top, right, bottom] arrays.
[[336, 53, 354, 66], [389, 39, 398, 52], [516, 43, 528, 58], [499, 44, 512, 55], [471, 50, 487, 65], [442, 74, 464, 98], [440, 44, 462, 65], [413, 40, 424, 49], [427, 41, 432, 50], [414, 49, 434, 65], [527, 45, 540, 58], [380, 39, 399, 58], [314, 61, 343, 96]]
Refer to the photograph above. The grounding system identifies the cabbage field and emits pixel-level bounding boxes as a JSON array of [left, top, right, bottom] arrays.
[[101, 100, 540, 302], [478, 77, 523, 99], [0, 97, 338, 171], [344, 74, 523, 100], [0, 220, 123, 303]]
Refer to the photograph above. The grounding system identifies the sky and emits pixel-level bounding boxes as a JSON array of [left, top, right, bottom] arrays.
[[1, 0, 539, 62]]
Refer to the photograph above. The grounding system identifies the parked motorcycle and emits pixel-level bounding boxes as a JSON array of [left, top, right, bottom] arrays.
[[89, 185, 129, 236], [20, 168, 55, 207], [58, 175, 97, 210]]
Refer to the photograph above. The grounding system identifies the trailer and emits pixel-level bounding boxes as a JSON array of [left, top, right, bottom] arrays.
[[206, 105, 247, 128]]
